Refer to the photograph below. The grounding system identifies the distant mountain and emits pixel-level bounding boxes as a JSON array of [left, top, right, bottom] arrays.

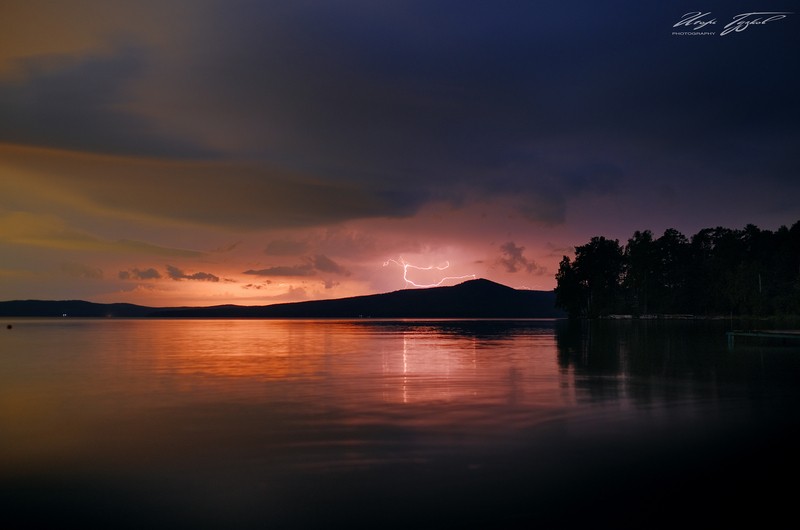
[[152, 279, 563, 318], [0, 299, 159, 318], [0, 279, 564, 318]]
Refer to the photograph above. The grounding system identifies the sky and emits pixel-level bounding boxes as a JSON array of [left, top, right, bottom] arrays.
[[1, 0, 798, 306]]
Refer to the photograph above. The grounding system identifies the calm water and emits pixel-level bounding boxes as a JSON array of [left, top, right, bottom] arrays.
[[1, 318, 799, 529]]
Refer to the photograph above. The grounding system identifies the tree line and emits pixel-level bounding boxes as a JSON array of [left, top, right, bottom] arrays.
[[555, 221, 800, 318]]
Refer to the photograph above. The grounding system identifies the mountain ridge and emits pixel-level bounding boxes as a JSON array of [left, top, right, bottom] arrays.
[[0, 279, 564, 318]]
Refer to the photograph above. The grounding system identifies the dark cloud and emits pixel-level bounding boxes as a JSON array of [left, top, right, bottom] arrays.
[[166, 264, 220, 282], [243, 254, 349, 278], [0, 144, 421, 231], [184, 0, 796, 215], [498, 242, 545, 275], [186, 271, 220, 282], [3, 0, 797, 232], [0, 47, 215, 158], [311, 255, 350, 276], [244, 264, 315, 277], [242, 282, 272, 290], [119, 267, 162, 280]]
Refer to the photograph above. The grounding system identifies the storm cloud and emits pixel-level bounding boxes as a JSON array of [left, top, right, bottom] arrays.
[[119, 267, 162, 281], [243, 254, 349, 278], [0, 48, 215, 158], [310, 255, 350, 276], [166, 265, 220, 282], [244, 264, 315, 278], [3, 1, 798, 232], [498, 242, 545, 275]]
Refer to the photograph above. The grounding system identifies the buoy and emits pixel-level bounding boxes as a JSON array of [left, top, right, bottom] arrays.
[[6, 324, 12, 329]]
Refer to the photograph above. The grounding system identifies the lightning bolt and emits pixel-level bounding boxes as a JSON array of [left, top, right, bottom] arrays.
[[383, 257, 476, 288]]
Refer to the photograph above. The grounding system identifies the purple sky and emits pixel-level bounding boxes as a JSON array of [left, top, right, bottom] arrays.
[[1, 0, 798, 305]]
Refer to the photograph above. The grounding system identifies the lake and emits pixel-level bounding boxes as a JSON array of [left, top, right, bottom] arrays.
[[1, 318, 799, 529]]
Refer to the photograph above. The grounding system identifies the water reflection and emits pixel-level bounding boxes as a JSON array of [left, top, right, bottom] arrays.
[[102, 319, 568, 408], [2, 318, 799, 529]]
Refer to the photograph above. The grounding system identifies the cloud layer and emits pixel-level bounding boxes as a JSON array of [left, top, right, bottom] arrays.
[[0, 1, 797, 304], [2, 1, 798, 231]]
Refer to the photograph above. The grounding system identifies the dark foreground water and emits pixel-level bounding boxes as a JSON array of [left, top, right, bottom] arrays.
[[1, 318, 799, 529]]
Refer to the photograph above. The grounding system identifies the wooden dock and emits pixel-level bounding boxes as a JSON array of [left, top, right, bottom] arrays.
[[726, 330, 800, 349]]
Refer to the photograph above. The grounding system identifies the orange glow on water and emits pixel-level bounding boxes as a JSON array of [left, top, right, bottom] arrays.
[[0, 319, 577, 475], [133, 320, 570, 406]]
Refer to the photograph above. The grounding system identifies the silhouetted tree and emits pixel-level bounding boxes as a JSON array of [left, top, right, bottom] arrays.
[[556, 220, 800, 318], [654, 228, 690, 313], [555, 237, 625, 318], [555, 256, 585, 319], [623, 230, 657, 315], [686, 228, 716, 314], [770, 221, 800, 314], [709, 227, 746, 314]]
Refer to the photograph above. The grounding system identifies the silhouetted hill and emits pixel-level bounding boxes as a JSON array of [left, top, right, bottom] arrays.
[[153, 279, 563, 318], [0, 299, 161, 317], [0, 279, 564, 318]]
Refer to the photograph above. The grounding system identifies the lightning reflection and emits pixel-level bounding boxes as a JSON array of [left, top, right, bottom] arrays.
[[383, 257, 476, 288]]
